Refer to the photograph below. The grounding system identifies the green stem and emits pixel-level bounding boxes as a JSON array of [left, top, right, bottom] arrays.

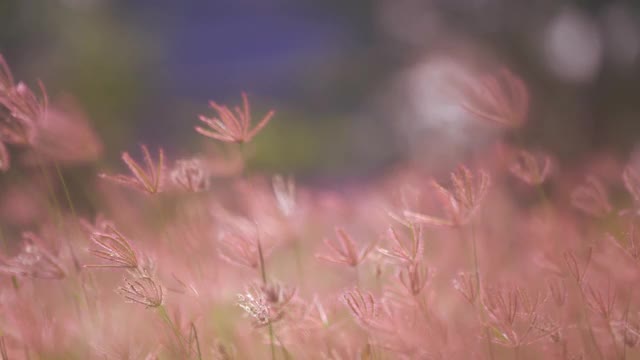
[[257, 236, 268, 285], [293, 238, 304, 288], [158, 305, 186, 349], [255, 234, 276, 360], [267, 324, 277, 360], [191, 323, 203, 360], [468, 223, 494, 360]]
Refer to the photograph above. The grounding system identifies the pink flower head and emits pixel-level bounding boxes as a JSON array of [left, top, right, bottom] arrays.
[[404, 165, 490, 227], [196, 92, 274, 143], [25, 97, 103, 165], [0, 232, 66, 279], [100, 145, 165, 195], [85, 225, 139, 269], [509, 149, 552, 186], [0, 54, 47, 145], [341, 288, 377, 326], [316, 228, 376, 267], [377, 225, 424, 265], [170, 157, 210, 192], [237, 281, 296, 328], [460, 67, 529, 128], [571, 176, 612, 218], [397, 261, 430, 296], [216, 213, 272, 271], [118, 274, 164, 308]]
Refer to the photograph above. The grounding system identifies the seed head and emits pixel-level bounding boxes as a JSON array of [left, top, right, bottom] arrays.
[[316, 228, 375, 267], [378, 225, 424, 265], [571, 176, 612, 218], [170, 158, 209, 192], [118, 275, 164, 308], [509, 149, 552, 186], [85, 225, 139, 269], [196, 92, 274, 143], [0, 232, 66, 279], [460, 67, 529, 128], [100, 145, 164, 195], [404, 165, 490, 227], [341, 288, 377, 326]]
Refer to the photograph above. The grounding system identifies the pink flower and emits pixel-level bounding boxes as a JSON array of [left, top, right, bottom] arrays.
[[509, 149, 552, 186], [404, 166, 490, 227], [341, 288, 377, 326], [100, 145, 165, 195], [397, 261, 430, 296], [170, 158, 210, 192], [460, 68, 529, 128], [377, 225, 424, 265], [571, 176, 612, 218], [24, 97, 103, 165], [118, 275, 164, 308], [316, 228, 375, 267], [85, 225, 139, 269], [196, 92, 274, 143], [0, 232, 66, 279], [0, 54, 46, 145]]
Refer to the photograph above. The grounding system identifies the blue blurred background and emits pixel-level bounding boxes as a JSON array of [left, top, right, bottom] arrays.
[[2, 0, 640, 181]]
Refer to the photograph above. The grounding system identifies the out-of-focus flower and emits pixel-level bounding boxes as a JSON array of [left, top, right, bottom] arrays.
[[272, 174, 296, 217], [378, 225, 424, 265], [118, 275, 164, 308], [453, 272, 478, 304], [397, 261, 430, 296], [608, 220, 640, 262], [100, 145, 164, 195], [563, 248, 592, 285], [547, 279, 567, 307], [509, 149, 552, 186], [259, 281, 297, 310], [481, 284, 554, 347], [85, 226, 139, 269], [216, 214, 272, 270], [196, 92, 274, 143], [237, 282, 294, 328], [170, 158, 209, 192], [218, 231, 261, 270], [459, 68, 529, 128], [23, 97, 102, 165], [237, 288, 271, 327], [341, 288, 377, 326], [316, 228, 375, 267], [584, 282, 617, 319], [0, 232, 66, 279], [404, 166, 490, 227], [0, 54, 46, 145], [571, 176, 612, 217]]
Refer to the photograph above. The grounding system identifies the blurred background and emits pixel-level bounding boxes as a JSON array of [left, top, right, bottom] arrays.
[[1, 0, 639, 182]]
